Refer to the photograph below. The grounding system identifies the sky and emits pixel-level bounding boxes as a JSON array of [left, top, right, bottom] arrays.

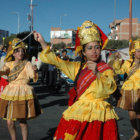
[[0, 0, 140, 42]]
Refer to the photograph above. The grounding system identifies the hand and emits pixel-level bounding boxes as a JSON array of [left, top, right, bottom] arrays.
[[33, 31, 47, 48], [115, 52, 121, 59], [87, 61, 97, 74], [32, 65, 37, 72]]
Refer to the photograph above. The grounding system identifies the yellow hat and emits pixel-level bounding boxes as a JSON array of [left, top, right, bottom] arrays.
[[75, 20, 108, 55], [129, 39, 140, 59], [78, 21, 101, 45], [5, 38, 27, 62]]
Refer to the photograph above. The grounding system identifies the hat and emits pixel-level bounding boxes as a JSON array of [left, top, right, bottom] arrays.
[[129, 39, 140, 59], [75, 20, 108, 55], [5, 38, 27, 62]]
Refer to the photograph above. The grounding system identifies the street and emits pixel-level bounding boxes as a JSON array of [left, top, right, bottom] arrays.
[[0, 80, 133, 140]]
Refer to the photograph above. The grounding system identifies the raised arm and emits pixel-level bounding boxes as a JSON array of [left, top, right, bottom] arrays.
[[33, 31, 80, 81], [108, 52, 129, 75], [34, 31, 47, 50]]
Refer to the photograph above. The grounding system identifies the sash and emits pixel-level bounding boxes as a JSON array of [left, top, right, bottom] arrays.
[[8, 60, 28, 82], [76, 61, 112, 100], [126, 61, 140, 80]]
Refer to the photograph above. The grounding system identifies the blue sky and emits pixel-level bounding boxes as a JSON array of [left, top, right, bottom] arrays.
[[0, 0, 140, 41]]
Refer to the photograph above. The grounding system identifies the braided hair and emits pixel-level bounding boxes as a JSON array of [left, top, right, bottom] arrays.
[[74, 45, 86, 91], [130, 54, 135, 67]]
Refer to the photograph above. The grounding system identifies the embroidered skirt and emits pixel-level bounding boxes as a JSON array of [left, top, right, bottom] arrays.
[[53, 117, 119, 140], [117, 89, 140, 113]]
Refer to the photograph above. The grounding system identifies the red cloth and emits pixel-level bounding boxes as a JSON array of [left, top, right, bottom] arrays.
[[77, 61, 112, 100], [75, 28, 81, 51], [68, 87, 77, 106], [0, 77, 8, 96], [54, 117, 119, 140]]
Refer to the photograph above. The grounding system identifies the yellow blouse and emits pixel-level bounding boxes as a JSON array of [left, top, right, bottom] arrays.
[[40, 47, 118, 122], [0, 61, 38, 101], [113, 59, 140, 91]]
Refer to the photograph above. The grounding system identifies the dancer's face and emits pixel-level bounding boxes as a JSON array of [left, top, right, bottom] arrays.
[[83, 41, 101, 62], [13, 48, 25, 61]]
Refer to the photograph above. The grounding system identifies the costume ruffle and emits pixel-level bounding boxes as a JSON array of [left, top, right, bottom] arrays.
[[63, 99, 119, 122], [0, 83, 35, 101]]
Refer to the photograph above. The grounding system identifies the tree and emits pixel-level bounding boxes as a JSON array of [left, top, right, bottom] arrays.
[[4, 34, 16, 45], [106, 40, 129, 49], [53, 42, 66, 50]]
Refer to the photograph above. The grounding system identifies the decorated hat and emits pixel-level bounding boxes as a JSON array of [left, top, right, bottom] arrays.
[[5, 38, 27, 62], [129, 38, 140, 59], [75, 20, 108, 55]]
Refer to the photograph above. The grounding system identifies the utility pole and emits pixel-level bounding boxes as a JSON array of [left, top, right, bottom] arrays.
[[114, 0, 116, 40], [29, 0, 37, 31], [28, 0, 37, 60], [129, 0, 132, 40]]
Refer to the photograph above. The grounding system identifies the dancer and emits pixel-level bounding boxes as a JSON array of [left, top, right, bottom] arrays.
[[110, 39, 140, 140], [34, 20, 119, 140], [0, 38, 42, 140]]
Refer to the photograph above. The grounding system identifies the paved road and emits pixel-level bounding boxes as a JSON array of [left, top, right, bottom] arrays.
[[0, 81, 133, 140]]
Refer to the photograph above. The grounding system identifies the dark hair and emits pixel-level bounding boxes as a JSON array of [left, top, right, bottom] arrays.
[[62, 49, 67, 53], [2, 45, 8, 52], [74, 43, 101, 90], [130, 54, 135, 67], [74, 45, 86, 90]]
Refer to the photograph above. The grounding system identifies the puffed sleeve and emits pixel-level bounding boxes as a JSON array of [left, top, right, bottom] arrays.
[[94, 69, 117, 98], [40, 47, 80, 81], [109, 58, 131, 75], [0, 62, 11, 76], [25, 62, 38, 82]]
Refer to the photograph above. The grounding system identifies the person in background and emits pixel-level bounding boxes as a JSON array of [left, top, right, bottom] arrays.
[[34, 20, 119, 140], [47, 64, 57, 90], [0, 38, 42, 140], [61, 49, 69, 61], [110, 39, 140, 140], [0, 44, 8, 96]]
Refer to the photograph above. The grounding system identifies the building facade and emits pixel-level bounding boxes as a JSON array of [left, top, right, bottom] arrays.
[[109, 18, 140, 40], [50, 27, 76, 46], [0, 29, 9, 45]]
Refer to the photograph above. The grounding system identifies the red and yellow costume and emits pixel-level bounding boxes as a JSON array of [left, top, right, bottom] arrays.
[[40, 21, 119, 140], [0, 38, 41, 120]]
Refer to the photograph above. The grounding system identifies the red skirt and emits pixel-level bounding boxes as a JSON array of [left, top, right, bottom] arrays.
[[0, 77, 8, 96], [54, 117, 119, 140]]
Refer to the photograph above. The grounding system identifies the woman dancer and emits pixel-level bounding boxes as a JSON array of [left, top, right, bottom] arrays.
[[110, 39, 140, 140], [0, 38, 42, 140], [34, 20, 119, 140]]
